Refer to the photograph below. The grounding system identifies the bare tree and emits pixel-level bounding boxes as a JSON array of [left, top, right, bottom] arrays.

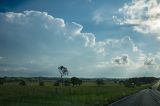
[[58, 66, 68, 86]]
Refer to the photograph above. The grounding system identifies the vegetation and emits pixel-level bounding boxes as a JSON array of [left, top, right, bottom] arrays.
[[54, 80, 60, 86], [71, 77, 82, 86], [158, 84, 160, 91], [96, 79, 105, 86], [58, 66, 69, 86], [19, 80, 26, 86], [39, 81, 45, 86], [0, 77, 153, 106], [0, 78, 4, 85], [122, 77, 157, 88], [64, 80, 70, 86]]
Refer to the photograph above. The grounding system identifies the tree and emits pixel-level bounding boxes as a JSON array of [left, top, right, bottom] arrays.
[[78, 79, 82, 86], [38, 77, 45, 86], [64, 80, 70, 86], [54, 80, 60, 86], [58, 66, 68, 86], [39, 81, 45, 86], [0, 78, 4, 85], [19, 80, 26, 86], [96, 79, 104, 86], [71, 77, 82, 86]]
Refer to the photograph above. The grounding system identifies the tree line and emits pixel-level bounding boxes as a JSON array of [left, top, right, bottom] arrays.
[[120, 77, 158, 88], [0, 65, 158, 87]]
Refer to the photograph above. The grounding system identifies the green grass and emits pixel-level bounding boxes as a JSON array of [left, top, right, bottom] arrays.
[[0, 82, 151, 106]]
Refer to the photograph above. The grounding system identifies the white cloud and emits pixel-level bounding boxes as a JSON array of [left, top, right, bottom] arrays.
[[92, 36, 160, 77], [96, 61, 109, 68], [92, 10, 104, 24], [82, 33, 96, 47], [94, 36, 141, 57], [144, 57, 155, 65], [92, 7, 109, 24], [112, 54, 130, 65], [114, 0, 160, 38], [1, 10, 160, 77], [0, 11, 95, 49], [0, 11, 98, 76]]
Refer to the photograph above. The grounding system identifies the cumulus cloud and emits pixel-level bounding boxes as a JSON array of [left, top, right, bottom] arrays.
[[144, 57, 155, 65], [0, 11, 98, 76], [143, 53, 160, 66], [92, 10, 104, 24], [92, 7, 109, 24], [112, 54, 129, 65], [82, 33, 96, 47], [1, 10, 160, 77], [94, 36, 147, 69], [94, 36, 141, 57], [0, 11, 98, 57], [113, 0, 160, 38], [93, 36, 160, 77]]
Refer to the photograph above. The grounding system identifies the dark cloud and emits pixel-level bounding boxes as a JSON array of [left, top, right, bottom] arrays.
[[113, 55, 129, 65], [144, 58, 154, 65]]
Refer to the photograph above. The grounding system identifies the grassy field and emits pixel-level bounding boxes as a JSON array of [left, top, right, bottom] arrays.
[[0, 81, 151, 106]]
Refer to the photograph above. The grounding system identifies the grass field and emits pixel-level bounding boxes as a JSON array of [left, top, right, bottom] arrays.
[[0, 81, 151, 106]]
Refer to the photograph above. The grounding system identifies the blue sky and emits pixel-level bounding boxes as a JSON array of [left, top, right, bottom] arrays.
[[0, 0, 160, 78]]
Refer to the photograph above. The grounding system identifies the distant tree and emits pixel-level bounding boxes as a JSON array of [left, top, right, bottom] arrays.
[[114, 80, 118, 84], [54, 80, 60, 86], [19, 80, 26, 86], [71, 77, 82, 86], [58, 66, 68, 86], [123, 82, 135, 88], [0, 78, 4, 85], [78, 79, 82, 86], [64, 80, 70, 86], [96, 79, 104, 86], [38, 77, 44, 86], [39, 81, 45, 86], [123, 77, 157, 88], [119, 80, 124, 85], [0, 81, 3, 85], [135, 82, 141, 86]]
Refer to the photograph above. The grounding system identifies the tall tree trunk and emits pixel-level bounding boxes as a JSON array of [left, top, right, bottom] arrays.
[[61, 74, 63, 86]]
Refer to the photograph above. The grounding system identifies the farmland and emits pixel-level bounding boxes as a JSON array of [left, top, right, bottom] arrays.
[[0, 78, 152, 106]]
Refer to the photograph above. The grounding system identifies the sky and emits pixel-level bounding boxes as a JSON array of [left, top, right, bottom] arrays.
[[0, 0, 160, 78]]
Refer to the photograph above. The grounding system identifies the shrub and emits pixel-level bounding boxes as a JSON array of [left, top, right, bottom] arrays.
[[19, 80, 26, 86], [96, 79, 104, 86], [78, 79, 82, 86], [54, 81, 60, 86], [39, 81, 45, 86], [123, 82, 135, 88], [0, 81, 3, 85], [0, 78, 4, 85], [64, 80, 70, 86]]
